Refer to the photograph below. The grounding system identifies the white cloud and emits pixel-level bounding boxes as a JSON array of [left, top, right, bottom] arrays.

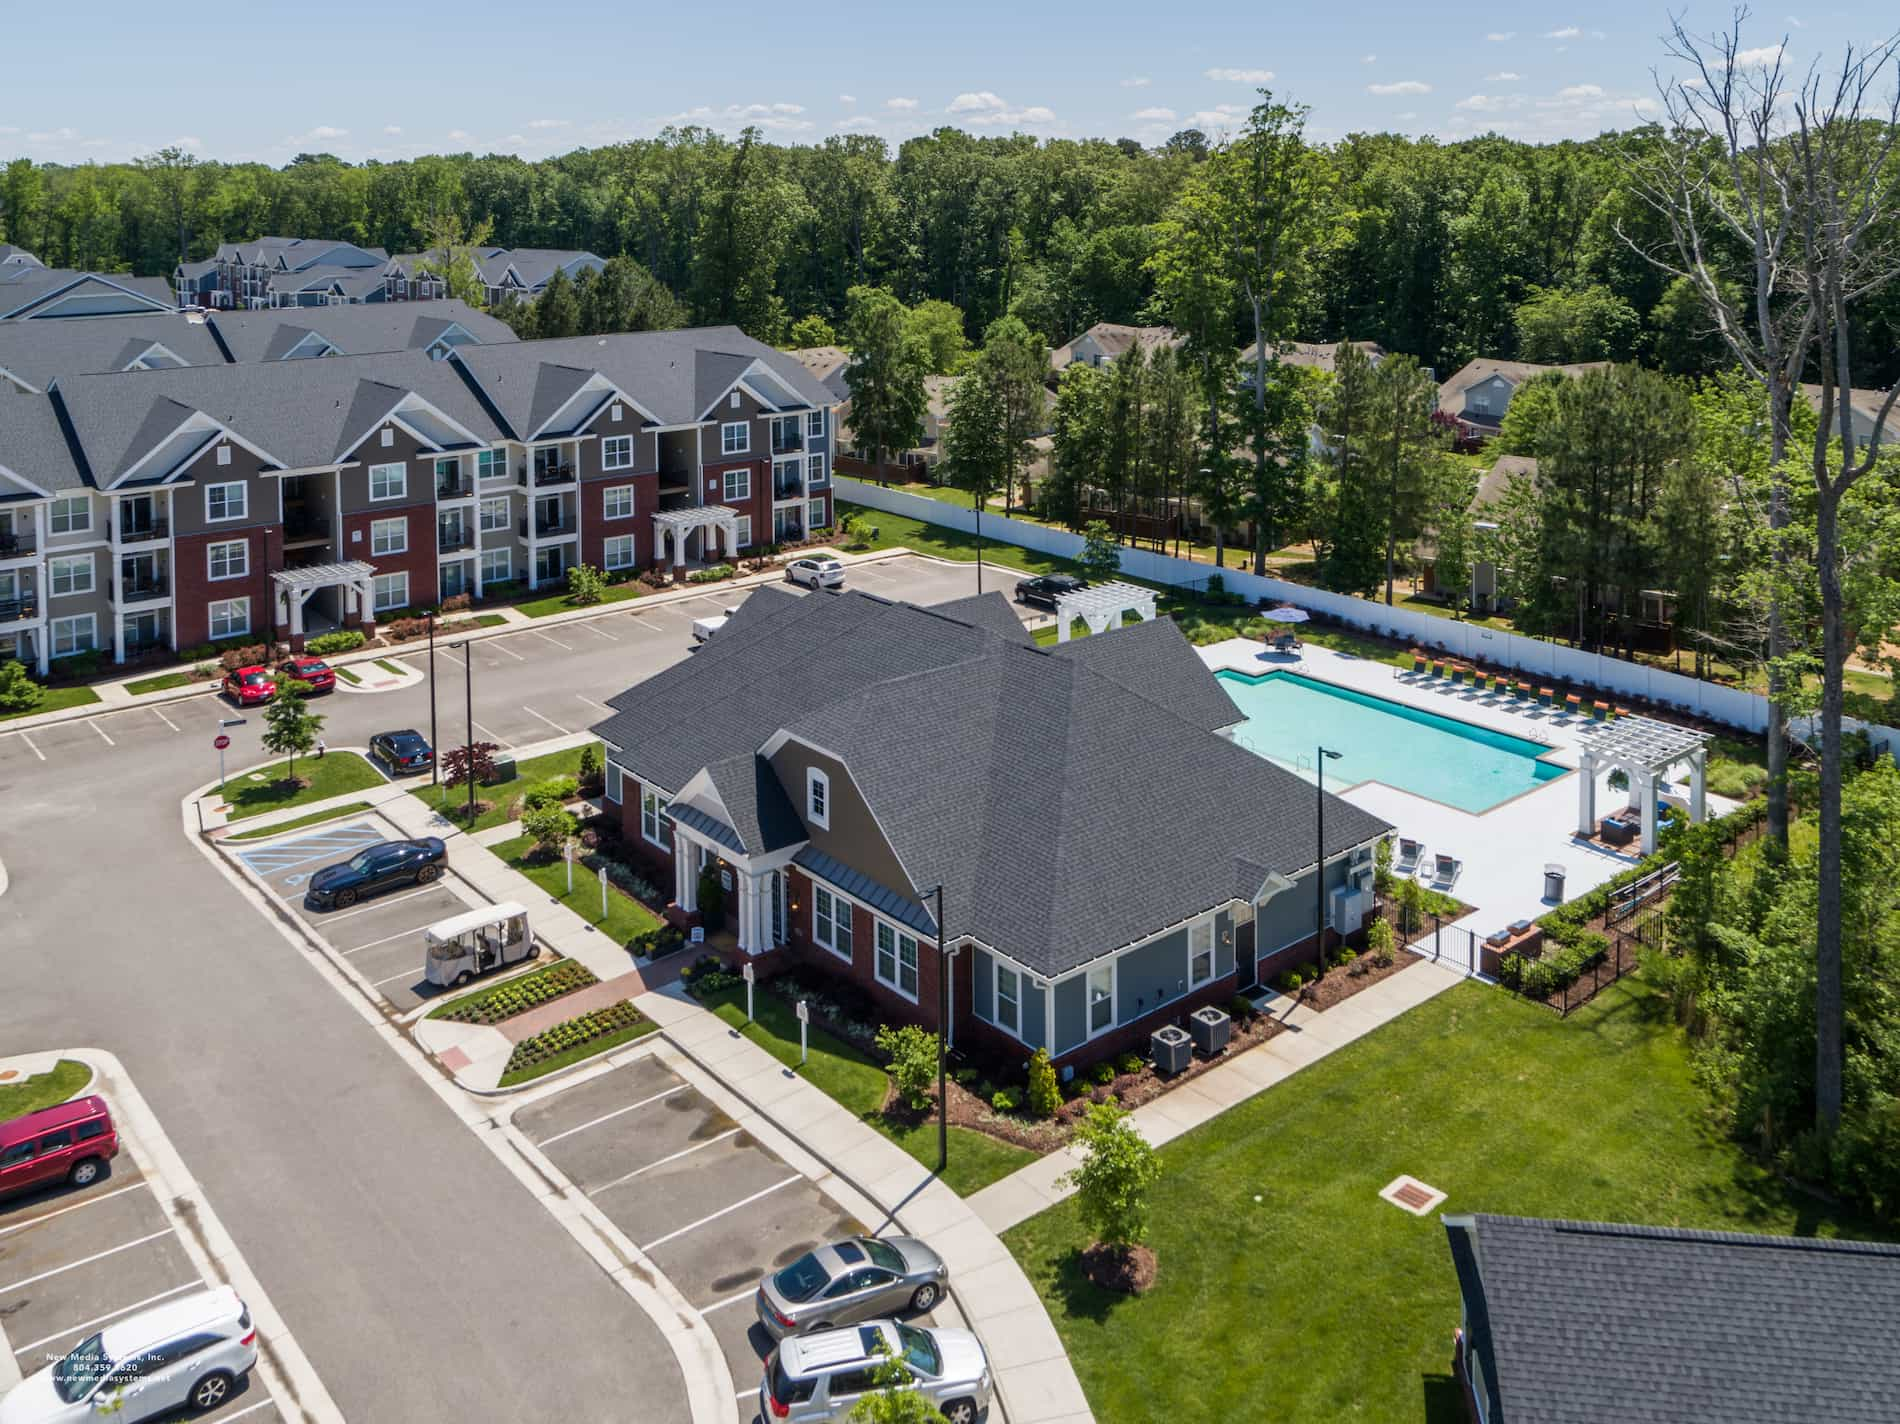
[[1132, 106, 1177, 121], [1456, 93, 1526, 112], [1178, 103, 1249, 133], [1120, 76, 1151, 88], [528, 118, 570, 129], [835, 116, 881, 132], [1362, 53, 1378, 64], [383, 124, 403, 136], [447, 129, 471, 141], [886, 97, 919, 110], [1486, 31, 1515, 41], [1631, 96, 1662, 115], [948, 91, 1006, 113], [174, 136, 202, 149], [0, 126, 19, 136], [946, 92, 1056, 126], [1556, 83, 1604, 99], [838, 94, 857, 104], [1369, 80, 1431, 96], [1544, 26, 1582, 39], [1735, 44, 1786, 67], [1396, 111, 1417, 121], [1486, 71, 1521, 81], [1204, 67, 1274, 83], [504, 134, 526, 145], [660, 102, 811, 132], [1787, 15, 1805, 28]]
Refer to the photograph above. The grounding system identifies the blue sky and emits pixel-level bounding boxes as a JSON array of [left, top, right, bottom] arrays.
[[0, 2, 1876, 165]]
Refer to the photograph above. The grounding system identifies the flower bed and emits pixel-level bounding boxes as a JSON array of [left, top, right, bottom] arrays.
[[429, 958, 596, 1025], [500, 1001, 655, 1085]]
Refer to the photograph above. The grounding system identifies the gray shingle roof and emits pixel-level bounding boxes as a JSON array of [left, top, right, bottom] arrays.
[[0, 395, 83, 494], [704, 754, 805, 855], [0, 271, 176, 320], [207, 300, 512, 364], [1050, 615, 1243, 732], [1448, 1214, 1900, 1423], [927, 592, 1033, 645], [0, 315, 227, 392]]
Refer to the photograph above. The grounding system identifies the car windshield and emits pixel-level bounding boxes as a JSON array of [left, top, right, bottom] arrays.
[[300, 661, 329, 674], [53, 1333, 111, 1404], [346, 851, 377, 873], [861, 1238, 905, 1273], [242, 673, 267, 685], [895, 1323, 940, 1377], [772, 1252, 831, 1303]]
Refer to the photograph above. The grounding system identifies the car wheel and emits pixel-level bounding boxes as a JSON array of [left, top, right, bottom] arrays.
[[940, 1397, 978, 1424], [67, 1157, 103, 1188], [455, 970, 473, 987], [416, 863, 440, 885], [909, 1282, 940, 1313], [188, 1370, 235, 1413], [334, 888, 358, 909]]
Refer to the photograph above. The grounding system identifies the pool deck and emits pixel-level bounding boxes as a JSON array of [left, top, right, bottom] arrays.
[[1198, 638, 1736, 952]]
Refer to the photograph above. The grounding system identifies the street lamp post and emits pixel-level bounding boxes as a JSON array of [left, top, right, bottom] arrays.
[[935, 883, 949, 1175], [427, 612, 439, 786], [462, 641, 476, 825], [1315, 745, 1342, 981]]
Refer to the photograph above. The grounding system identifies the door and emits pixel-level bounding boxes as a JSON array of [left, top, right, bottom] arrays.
[[769, 871, 784, 946], [439, 560, 468, 600]]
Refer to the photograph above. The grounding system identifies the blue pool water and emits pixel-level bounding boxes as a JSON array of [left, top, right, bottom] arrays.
[[1216, 670, 1567, 813]]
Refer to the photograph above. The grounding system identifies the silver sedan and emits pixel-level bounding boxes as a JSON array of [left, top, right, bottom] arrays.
[[755, 1235, 947, 1339]]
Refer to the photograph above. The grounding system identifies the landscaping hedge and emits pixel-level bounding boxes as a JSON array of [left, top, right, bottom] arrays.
[[629, 923, 687, 959], [503, 1001, 648, 1075], [433, 959, 597, 1025], [305, 630, 367, 656]]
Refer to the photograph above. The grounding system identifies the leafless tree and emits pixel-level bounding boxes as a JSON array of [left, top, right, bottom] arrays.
[[1628, 7, 1900, 1129]]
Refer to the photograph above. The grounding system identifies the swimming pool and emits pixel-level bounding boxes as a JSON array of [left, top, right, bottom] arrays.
[[1216, 670, 1567, 813]]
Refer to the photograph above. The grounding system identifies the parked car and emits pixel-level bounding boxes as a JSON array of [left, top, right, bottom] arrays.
[[785, 557, 846, 590], [760, 1321, 990, 1424], [369, 728, 433, 774], [691, 608, 740, 644], [306, 837, 445, 910], [221, 665, 275, 706], [1013, 574, 1085, 610], [276, 654, 336, 693], [0, 1286, 257, 1423], [0, 1096, 118, 1202], [757, 1235, 947, 1340]]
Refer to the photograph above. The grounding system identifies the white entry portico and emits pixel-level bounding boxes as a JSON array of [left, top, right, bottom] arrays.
[[668, 823, 790, 957], [652, 507, 741, 571], [272, 560, 378, 644]]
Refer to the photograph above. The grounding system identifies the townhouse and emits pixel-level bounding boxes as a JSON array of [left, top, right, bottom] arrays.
[[0, 268, 178, 322], [591, 586, 1392, 1072], [393, 246, 607, 307], [0, 326, 836, 673], [176, 236, 447, 311], [1436, 357, 1610, 442]]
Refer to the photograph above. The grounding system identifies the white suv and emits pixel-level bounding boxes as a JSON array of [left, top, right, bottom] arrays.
[[760, 1320, 990, 1423], [0, 1286, 258, 1423]]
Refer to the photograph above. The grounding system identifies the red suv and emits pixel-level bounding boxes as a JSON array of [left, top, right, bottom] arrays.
[[278, 654, 337, 693], [222, 665, 276, 705], [0, 1095, 119, 1200]]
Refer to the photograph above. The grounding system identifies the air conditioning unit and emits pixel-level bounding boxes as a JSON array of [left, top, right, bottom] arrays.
[[1330, 884, 1373, 936], [1188, 1006, 1231, 1057], [1150, 1024, 1192, 1076]]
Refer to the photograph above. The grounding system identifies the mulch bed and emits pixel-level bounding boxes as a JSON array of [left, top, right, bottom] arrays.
[[1288, 948, 1425, 1013], [1080, 1243, 1157, 1295]]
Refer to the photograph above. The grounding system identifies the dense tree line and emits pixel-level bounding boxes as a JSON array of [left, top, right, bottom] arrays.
[[6, 122, 1897, 384]]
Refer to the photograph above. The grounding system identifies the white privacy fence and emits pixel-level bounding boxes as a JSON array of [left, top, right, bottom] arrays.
[[840, 476, 1825, 737]]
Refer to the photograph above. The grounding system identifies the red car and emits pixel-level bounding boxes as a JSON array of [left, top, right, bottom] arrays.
[[1, 1095, 119, 1201], [222, 665, 276, 705], [278, 654, 337, 693]]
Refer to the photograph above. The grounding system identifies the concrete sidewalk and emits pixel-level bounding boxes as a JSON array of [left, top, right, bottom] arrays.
[[968, 957, 1465, 1235]]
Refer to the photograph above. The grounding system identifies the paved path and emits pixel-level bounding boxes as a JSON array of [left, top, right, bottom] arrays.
[[969, 958, 1465, 1235]]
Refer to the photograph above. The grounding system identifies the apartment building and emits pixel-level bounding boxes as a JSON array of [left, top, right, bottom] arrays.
[[392, 246, 607, 307], [0, 326, 836, 673], [176, 237, 446, 311], [0, 268, 178, 322]]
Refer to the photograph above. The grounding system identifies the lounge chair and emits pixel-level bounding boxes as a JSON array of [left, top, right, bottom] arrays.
[[1429, 853, 1462, 890], [1394, 838, 1425, 876], [1273, 631, 1302, 654]]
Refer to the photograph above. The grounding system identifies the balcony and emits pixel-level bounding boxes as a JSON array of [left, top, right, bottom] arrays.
[[518, 463, 578, 489], [0, 530, 34, 559], [436, 475, 474, 500], [114, 518, 169, 545], [771, 430, 804, 455], [437, 527, 474, 554], [113, 576, 170, 605], [0, 595, 37, 626], [773, 476, 804, 501], [284, 513, 332, 547], [123, 637, 171, 660], [519, 515, 570, 539]]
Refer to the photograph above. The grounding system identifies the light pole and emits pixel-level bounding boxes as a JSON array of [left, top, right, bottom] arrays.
[[426, 611, 441, 785], [461, 640, 476, 825], [974, 489, 985, 596], [1315, 745, 1342, 981], [935, 883, 949, 1175]]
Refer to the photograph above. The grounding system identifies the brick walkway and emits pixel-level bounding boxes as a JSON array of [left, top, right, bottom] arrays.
[[501, 969, 648, 1042]]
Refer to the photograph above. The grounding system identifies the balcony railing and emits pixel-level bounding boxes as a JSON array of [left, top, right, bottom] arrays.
[[518, 463, 578, 488], [519, 516, 570, 538], [0, 596, 37, 624], [436, 476, 474, 500], [773, 478, 804, 500], [0, 531, 36, 558], [771, 431, 804, 455], [114, 518, 169, 543], [123, 637, 170, 660], [114, 577, 170, 603], [284, 514, 332, 544], [437, 528, 474, 553]]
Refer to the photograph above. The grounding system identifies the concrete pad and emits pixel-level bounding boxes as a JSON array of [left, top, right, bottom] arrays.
[[926, 1217, 1014, 1274], [968, 1173, 1061, 1234], [513, 1057, 684, 1143], [644, 1176, 860, 1306], [544, 1088, 740, 1193], [972, 1302, 1079, 1373], [601, 1138, 802, 1250]]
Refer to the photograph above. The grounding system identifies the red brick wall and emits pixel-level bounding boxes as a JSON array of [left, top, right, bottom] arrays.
[[580, 471, 658, 572], [342, 504, 437, 612], [174, 525, 282, 650], [701, 459, 768, 553]]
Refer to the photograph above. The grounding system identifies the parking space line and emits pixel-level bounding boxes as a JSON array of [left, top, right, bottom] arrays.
[[0, 1229, 173, 1295], [520, 705, 569, 734], [311, 885, 441, 924], [534, 1084, 688, 1147], [0, 1182, 148, 1237], [640, 1176, 801, 1252], [371, 967, 421, 988], [10, 1281, 202, 1357], [428, 647, 465, 668], [575, 621, 619, 641], [14, 731, 45, 760], [89, 719, 116, 746], [575, 693, 610, 714], [219, 1400, 276, 1422], [697, 1288, 758, 1318], [590, 1128, 741, 1197], [149, 705, 181, 732], [471, 719, 511, 748], [342, 925, 428, 956], [530, 630, 573, 651], [488, 639, 527, 662]]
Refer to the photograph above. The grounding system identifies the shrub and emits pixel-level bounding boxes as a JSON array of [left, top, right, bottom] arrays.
[[576, 743, 604, 794], [1091, 1061, 1117, 1087], [0, 660, 44, 713], [439, 592, 473, 614], [953, 1066, 978, 1087], [1367, 916, 1396, 967], [1396, 878, 1427, 935], [1328, 943, 1357, 968], [438, 960, 597, 1025], [639, 567, 673, 589], [680, 952, 741, 995], [382, 616, 431, 641], [627, 923, 687, 958], [686, 563, 737, 584], [1060, 1100, 1163, 1250], [1374, 837, 1396, 897], [305, 630, 366, 656], [566, 562, 607, 605], [523, 775, 579, 811], [1116, 1052, 1145, 1076], [501, 1001, 647, 1075], [520, 802, 576, 856], [875, 1024, 940, 1112], [218, 643, 269, 672], [1025, 1047, 1061, 1118], [990, 1087, 1020, 1113]]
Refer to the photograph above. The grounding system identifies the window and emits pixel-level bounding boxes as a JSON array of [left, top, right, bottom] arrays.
[[369, 462, 406, 501], [49, 555, 94, 597], [640, 788, 671, 847], [603, 534, 635, 571], [996, 965, 1020, 1034], [720, 421, 748, 455], [733, 515, 752, 549], [49, 496, 91, 534], [208, 597, 249, 639], [480, 498, 509, 532], [603, 484, 634, 519], [207, 540, 247, 581], [813, 886, 852, 961], [1189, 918, 1215, 986], [729, 392, 741, 410], [215, 443, 232, 465], [477, 449, 508, 481], [75, 1118, 107, 1142], [722, 468, 750, 501], [380, 427, 394, 447], [807, 454, 827, 486], [875, 922, 919, 1000], [480, 548, 512, 584], [806, 768, 829, 828], [602, 435, 633, 470], [50, 614, 96, 658], [371, 517, 407, 556], [808, 499, 829, 530], [1087, 962, 1114, 1035], [807, 409, 824, 438], [434, 456, 460, 484], [373, 571, 408, 613], [204, 482, 246, 522], [610, 402, 623, 423], [604, 762, 623, 804]]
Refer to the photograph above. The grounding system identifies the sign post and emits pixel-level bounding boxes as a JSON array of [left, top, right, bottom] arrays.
[[599, 866, 608, 922], [213, 733, 231, 792], [742, 961, 755, 1024], [795, 998, 809, 1066], [565, 842, 573, 895]]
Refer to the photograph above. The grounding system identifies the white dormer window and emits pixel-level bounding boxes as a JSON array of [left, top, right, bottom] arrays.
[[729, 392, 741, 410], [216, 445, 231, 466], [380, 427, 394, 448], [610, 403, 623, 423], [807, 768, 830, 828]]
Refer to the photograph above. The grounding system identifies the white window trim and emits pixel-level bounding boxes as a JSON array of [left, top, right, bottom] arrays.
[[207, 596, 250, 639], [370, 517, 408, 557], [207, 539, 248, 581], [812, 885, 852, 964], [368, 462, 408, 503], [480, 497, 510, 532], [995, 964, 1021, 1035], [733, 515, 752, 549], [480, 548, 512, 582], [806, 454, 827, 485], [807, 409, 825, 437], [203, 482, 247, 524], [720, 421, 748, 455], [49, 496, 92, 535], [215, 444, 232, 466], [806, 768, 830, 828], [603, 484, 635, 520], [601, 436, 634, 471], [50, 612, 97, 658], [48, 555, 95, 598], [603, 534, 636, 571], [1085, 960, 1116, 1039], [722, 468, 750, 502], [1188, 916, 1216, 988], [874, 920, 920, 1003], [373, 571, 409, 614], [477, 449, 509, 481], [640, 787, 670, 848], [808, 498, 828, 529], [604, 762, 624, 805]]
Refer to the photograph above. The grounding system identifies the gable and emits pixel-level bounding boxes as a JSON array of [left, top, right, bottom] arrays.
[[766, 737, 918, 903]]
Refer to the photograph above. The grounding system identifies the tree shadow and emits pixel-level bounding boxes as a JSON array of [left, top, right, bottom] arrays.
[[1420, 1373, 1467, 1424], [1045, 1247, 1128, 1326]]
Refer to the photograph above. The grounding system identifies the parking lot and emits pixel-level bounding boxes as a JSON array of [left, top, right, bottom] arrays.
[[513, 1055, 947, 1424], [1, 1166, 283, 1421], [228, 813, 485, 1015]]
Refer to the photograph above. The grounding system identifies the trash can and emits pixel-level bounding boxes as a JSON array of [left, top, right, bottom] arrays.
[[1543, 863, 1566, 901]]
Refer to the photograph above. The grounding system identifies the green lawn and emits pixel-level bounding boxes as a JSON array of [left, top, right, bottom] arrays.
[[332, 665, 363, 685], [518, 583, 648, 619], [697, 985, 1036, 1196], [456, 613, 509, 630], [1003, 979, 1885, 1424], [221, 752, 385, 820], [226, 801, 377, 840], [374, 658, 406, 676], [493, 833, 663, 945], [126, 671, 205, 696], [498, 1018, 661, 1087], [0, 685, 101, 724], [410, 743, 598, 832], [0, 1059, 91, 1118]]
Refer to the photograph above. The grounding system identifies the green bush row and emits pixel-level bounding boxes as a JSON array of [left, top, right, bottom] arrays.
[[503, 1001, 646, 1071], [305, 630, 367, 656], [437, 959, 597, 1025]]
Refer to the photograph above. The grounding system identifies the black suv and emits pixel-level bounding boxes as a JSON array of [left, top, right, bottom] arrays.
[[369, 728, 434, 774], [1013, 574, 1086, 610]]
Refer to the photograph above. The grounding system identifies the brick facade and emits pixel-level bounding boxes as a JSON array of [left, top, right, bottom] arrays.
[[579, 470, 658, 573], [173, 524, 283, 650], [342, 502, 437, 614]]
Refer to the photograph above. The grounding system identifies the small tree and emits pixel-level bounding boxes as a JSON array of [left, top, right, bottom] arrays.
[[0, 659, 44, 714], [1079, 520, 1121, 585], [1373, 837, 1396, 898], [1061, 1100, 1162, 1254], [1025, 1047, 1061, 1119], [577, 743, 604, 794], [260, 681, 322, 784], [442, 741, 499, 795], [1366, 915, 1396, 968], [875, 1024, 939, 1113], [1396, 877, 1426, 936], [567, 562, 607, 605], [521, 802, 576, 858], [847, 1338, 938, 1423]]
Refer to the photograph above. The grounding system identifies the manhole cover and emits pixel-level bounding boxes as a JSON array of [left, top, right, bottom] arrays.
[[1379, 1174, 1447, 1217]]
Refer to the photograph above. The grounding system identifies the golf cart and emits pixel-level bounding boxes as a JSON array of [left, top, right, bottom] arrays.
[[424, 901, 535, 987]]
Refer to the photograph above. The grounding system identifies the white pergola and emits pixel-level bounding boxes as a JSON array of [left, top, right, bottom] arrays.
[[1577, 714, 1710, 855], [272, 561, 377, 642], [1053, 579, 1157, 642], [653, 507, 741, 569]]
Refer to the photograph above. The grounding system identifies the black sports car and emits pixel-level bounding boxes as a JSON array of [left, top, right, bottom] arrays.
[[306, 838, 446, 909], [1013, 574, 1086, 610]]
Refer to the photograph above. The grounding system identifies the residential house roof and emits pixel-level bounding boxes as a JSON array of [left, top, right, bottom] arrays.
[[0, 315, 228, 393], [1474, 454, 1537, 512], [787, 346, 851, 402], [1801, 382, 1898, 448], [207, 300, 513, 363], [1048, 615, 1243, 733], [1271, 339, 1386, 372], [396, 246, 605, 293], [0, 244, 44, 269], [1446, 1213, 1900, 1423], [1436, 358, 1610, 429], [0, 270, 177, 321], [213, 237, 388, 271], [1049, 322, 1180, 376]]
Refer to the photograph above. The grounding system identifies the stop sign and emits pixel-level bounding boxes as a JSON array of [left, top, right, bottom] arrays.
[[213, 734, 231, 750]]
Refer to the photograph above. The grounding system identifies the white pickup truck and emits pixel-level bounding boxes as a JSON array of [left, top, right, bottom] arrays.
[[691, 608, 740, 644]]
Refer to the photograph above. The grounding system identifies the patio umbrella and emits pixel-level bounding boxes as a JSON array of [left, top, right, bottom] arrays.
[[1263, 606, 1311, 624]]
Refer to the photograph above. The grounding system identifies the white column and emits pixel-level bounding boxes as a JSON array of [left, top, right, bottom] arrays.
[[1690, 748, 1707, 824], [1577, 750, 1598, 836], [677, 840, 698, 913], [1639, 771, 1659, 856], [723, 518, 738, 561], [112, 602, 126, 666], [673, 524, 687, 570], [1057, 611, 1073, 643], [736, 872, 763, 955]]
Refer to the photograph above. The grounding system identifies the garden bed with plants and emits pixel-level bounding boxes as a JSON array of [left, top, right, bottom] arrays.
[[427, 957, 594, 1024], [499, 1001, 657, 1087]]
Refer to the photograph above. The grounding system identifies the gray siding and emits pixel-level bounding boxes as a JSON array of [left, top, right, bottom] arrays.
[[767, 739, 917, 910], [1052, 974, 1087, 1056], [1256, 861, 1351, 952], [1216, 908, 1236, 978], [1021, 977, 1046, 1051], [1118, 927, 1188, 1026], [971, 948, 993, 1023]]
